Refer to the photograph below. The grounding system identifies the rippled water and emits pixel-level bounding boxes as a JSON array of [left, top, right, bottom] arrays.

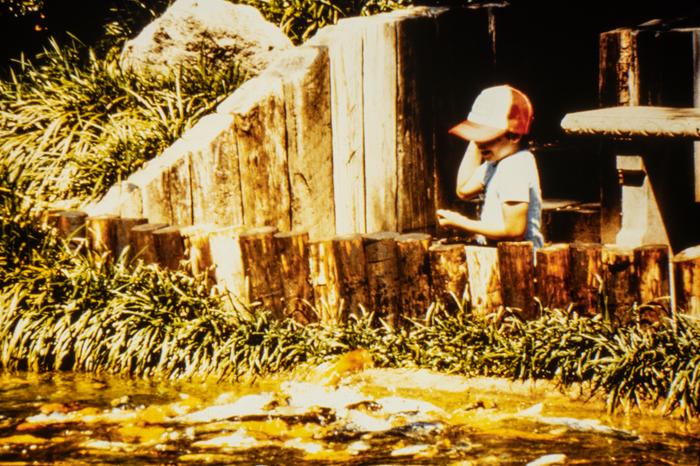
[[0, 368, 698, 465]]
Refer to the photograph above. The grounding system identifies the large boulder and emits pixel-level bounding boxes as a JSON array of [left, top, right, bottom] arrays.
[[120, 0, 293, 77]]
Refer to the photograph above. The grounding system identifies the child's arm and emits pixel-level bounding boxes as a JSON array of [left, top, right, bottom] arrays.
[[455, 142, 484, 200]]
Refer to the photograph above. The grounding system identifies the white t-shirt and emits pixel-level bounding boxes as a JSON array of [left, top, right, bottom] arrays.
[[473, 149, 544, 249]]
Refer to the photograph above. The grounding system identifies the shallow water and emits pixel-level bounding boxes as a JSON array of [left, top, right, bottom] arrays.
[[0, 368, 698, 465]]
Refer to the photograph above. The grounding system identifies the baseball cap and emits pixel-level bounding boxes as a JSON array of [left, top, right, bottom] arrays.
[[448, 85, 533, 143]]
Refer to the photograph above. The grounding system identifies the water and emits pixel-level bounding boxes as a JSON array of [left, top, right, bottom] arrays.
[[0, 367, 698, 465]]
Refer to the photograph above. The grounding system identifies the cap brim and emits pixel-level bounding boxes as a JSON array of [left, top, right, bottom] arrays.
[[448, 120, 507, 143]]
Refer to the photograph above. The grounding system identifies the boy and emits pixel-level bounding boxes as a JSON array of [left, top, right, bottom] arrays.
[[436, 84, 544, 249]]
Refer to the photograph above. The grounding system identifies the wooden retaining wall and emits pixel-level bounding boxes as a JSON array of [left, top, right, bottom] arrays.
[[46, 210, 700, 324]]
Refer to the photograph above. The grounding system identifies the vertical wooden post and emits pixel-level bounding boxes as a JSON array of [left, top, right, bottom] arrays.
[[129, 223, 168, 264], [181, 224, 215, 282], [535, 243, 571, 311], [153, 226, 186, 271], [634, 244, 670, 304], [429, 243, 468, 311], [363, 232, 400, 326], [239, 226, 284, 317], [673, 244, 700, 317], [86, 215, 120, 259], [207, 226, 246, 303], [115, 217, 147, 260], [332, 234, 370, 320], [396, 232, 432, 323], [602, 244, 636, 325], [52, 210, 88, 239], [464, 245, 502, 319], [274, 231, 315, 324], [569, 242, 603, 316], [497, 241, 536, 320], [308, 239, 342, 323]]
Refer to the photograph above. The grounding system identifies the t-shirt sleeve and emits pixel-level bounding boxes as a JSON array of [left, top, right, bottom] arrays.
[[497, 155, 531, 203]]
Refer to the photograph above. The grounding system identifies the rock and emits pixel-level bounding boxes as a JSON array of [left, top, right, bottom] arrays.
[[120, 0, 292, 78]]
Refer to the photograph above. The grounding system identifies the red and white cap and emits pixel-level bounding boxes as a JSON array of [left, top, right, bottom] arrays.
[[449, 84, 533, 143]]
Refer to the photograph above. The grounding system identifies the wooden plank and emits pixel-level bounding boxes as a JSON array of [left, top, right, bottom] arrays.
[[396, 232, 432, 323], [673, 244, 700, 317], [226, 74, 291, 231], [153, 226, 186, 271], [396, 11, 436, 232], [428, 243, 467, 311], [569, 242, 603, 316], [497, 241, 536, 320], [239, 226, 284, 317], [363, 231, 399, 326], [363, 16, 398, 232], [129, 223, 168, 264], [308, 239, 342, 323], [602, 244, 636, 326], [187, 113, 244, 227], [535, 243, 571, 310], [333, 234, 370, 320], [464, 245, 502, 319], [269, 46, 335, 240], [274, 231, 315, 323]]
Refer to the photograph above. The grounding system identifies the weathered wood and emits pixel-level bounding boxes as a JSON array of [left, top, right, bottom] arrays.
[[429, 243, 468, 311], [363, 232, 400, 326], [542, 203, 601, 244], [129, 223, 168, 264], [308, 239, 342, 323], [396, 232, 432, 323], [86, 215, 120, 259], [332, 234, 369, 320], [181, 224, 215, 282], [535, 243, 571, 310], [115, 217, 147, 260], [497, 241, 536, 319], [268, 46, 335, 240], [52, 210, 88, 239], [673, 244, 700, 317], [598, 28, 639, 107], [634, 244, 670, 304], [153, 226, 186, 271], [464, 245, 502, 319], [569, 242, 603, 316], [224, 74, 291, 231], [602, 245, 637, 325], [207, 226, 246, 302], [187, 113, 244, 227], [239, 226, 284, 317], [395, 11, 436, 232], [363, 16, 398, 232], [273, 231, 315, 323]]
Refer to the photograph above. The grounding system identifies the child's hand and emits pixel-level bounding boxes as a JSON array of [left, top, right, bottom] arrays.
[[436, 209, 466, 228]]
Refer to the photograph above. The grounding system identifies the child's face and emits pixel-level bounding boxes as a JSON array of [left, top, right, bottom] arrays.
[[475, 133, 520, 163]]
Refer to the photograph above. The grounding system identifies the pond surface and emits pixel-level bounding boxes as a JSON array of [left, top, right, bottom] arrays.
[[1, 358, 699, 465]]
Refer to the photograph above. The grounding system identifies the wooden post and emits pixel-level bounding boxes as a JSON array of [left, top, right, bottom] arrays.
[[115, 217, 147, 260], [569, 242, 603, 316], [602, 245, 636, 325], [129, 223, 168, 264], [497, 241, 536, 320], [363, 232, 399, 326], [464, 245, 502, 320], [332, 234, 369, 320], [181, 225, 215, 282], [308, 239, 342, 323], [673, 244, 700, 317], [274, 231, 315, 324], [239, 226, 284, 317], [396, 232, 432, 323], [634, 244, 670, 304], [86, 215, 120, 259], [535, 243, 571, 311], [51, 210, 88, 239], [429, 243, 468, 311], [153, 226, 186, 271], [207, 226, 246, 303]]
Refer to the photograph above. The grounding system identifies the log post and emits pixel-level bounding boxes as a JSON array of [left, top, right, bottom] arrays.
[[363, 232, 399, 326], [497, 241, 536, 320], [115, 217, 147, 260], [274, 231, 315, 324], [51, 210, 88, 239], [429, 242, 468, 312], [634, 244, 670, 304], [464, 245, 502, 320], [308, 239, 342, 323], [129, 223, 168, 264], [673, 245, 700, 317], [207, 226, 246, 303], [239, 226, 284, 318], [535, 243, 571, 311], [153, 226, 186, 271], [602, 244, 637, 325], [569, 242, 603, 316], [86, 215, 120, 259], [333, 234, 370, 320], [396, 232, 432, 323], [181, 225, 215, 282]]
